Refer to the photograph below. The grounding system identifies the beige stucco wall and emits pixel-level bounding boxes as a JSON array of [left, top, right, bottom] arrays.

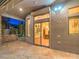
[[50, 0, 79, 54]]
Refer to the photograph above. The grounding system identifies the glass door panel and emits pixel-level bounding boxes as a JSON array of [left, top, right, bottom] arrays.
[[34, 23, 41, 45], [41, 22, 49, 46]]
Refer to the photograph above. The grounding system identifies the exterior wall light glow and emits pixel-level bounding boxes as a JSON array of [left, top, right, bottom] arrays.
[[19, 8, 23, 11], [53, 5, 63, 12], [54, 7, 58, 11], [58, 6, 62, 10]]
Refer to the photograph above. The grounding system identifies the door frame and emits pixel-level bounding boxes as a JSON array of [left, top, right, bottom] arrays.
[[34, 19, 50, 48]]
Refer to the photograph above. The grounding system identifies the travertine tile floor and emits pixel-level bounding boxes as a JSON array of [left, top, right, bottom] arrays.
[[0, 41, 79, 59]]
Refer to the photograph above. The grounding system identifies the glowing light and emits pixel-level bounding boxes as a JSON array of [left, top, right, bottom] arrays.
[[34, 14, 49, 20], [53, 5, 63, 12], [19, 8, 23, 11], [54, 7, 58, 11], [58, 6, 62, 10]]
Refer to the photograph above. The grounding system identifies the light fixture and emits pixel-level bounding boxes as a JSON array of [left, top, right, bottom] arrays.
[[58, 6, 62, 10], [19, 8, 23, 11], [53, 5, 64, 12], [54, 7, 58, 12]]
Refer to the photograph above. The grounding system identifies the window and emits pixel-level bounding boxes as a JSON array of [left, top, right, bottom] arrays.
[[69, 17, 79, 34], [69, 6, 79, 34], [68, 7, 79, 16]]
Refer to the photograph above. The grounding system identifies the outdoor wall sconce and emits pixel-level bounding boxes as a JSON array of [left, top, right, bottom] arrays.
[[53, 4, 64, 12]]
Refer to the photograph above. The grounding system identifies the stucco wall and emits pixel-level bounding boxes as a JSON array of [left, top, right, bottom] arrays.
[[50, 0, 79, 54]]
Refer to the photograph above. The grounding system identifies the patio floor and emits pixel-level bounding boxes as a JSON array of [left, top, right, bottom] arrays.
[[0, 41, 79, 59]]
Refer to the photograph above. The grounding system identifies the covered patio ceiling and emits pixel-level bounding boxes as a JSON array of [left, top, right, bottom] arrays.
[[2, 0, 55, 19], [1, 0, 67, 19]]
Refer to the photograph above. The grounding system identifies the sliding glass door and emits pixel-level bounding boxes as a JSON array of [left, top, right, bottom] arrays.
[[34, 23, 41, 45], [41, 22, 49, 46], [34, 22, 49, 47]]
